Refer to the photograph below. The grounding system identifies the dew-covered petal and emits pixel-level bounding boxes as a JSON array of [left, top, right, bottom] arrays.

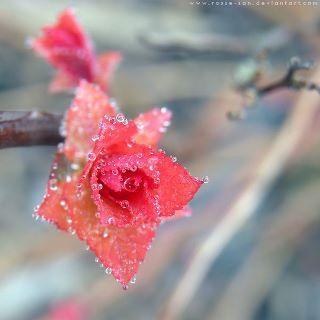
[[69, 179, 156, 286], [88, 149, 161, 227], [49, 69, 78, 93], [64, 80, 116, 161], [31, 8, 96, 92], [36, 152, 76, 231], [155, 152, 203, 217], [95, 52, 122, 92], [82, 117, 138, 177], [161, 206, 192, 223], [133, 107, 172, 146]]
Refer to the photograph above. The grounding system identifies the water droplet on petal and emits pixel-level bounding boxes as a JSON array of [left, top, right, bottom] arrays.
[[103, 230, 109, 238], [202, 175, 209, 184], [92, 134, 99, 142], [116, 113, 125, 123], [105, 267, 112, 274], [87, 152, 96, 161], [49, 179, 58, 191], [71, 163, 80, 170], [130, 276, 137, 284]]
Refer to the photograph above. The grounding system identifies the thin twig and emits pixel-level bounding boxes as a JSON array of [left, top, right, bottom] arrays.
[[159, 64, 320, 320], [257, 57, 315, 96], [0, 111, 63, 149], [209, 180, 320, 320], [227, 57, 318, 120]]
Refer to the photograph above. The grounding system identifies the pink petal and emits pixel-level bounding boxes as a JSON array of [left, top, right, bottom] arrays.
[[134, 107, 172, 146]]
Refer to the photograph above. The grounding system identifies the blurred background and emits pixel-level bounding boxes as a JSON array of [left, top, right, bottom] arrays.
[[1, 0, 320, 319]]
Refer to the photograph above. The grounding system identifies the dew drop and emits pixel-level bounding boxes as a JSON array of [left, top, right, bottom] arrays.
[[95, 257, 99, 263], [160, 107, 168, 114], [49, 179, 58, 191], [60, 200, 67, 208], [87, 152, 96, 161], [116, 113, 125, 123], [92, 134, 99, 142], [170, 156, 177, 162], [112, 169, 118, 175], [102, 230, 109, 238], [120, 200, 129, 208], [105, 267, 112, 274], [130, 276, 137, 284], [71, 163, 80, 170], [202, 175, 209, 184]]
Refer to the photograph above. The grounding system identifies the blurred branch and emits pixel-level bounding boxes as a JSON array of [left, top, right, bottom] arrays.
[[160, 63, 320, 320], [139, 32, 248, 55], [0, 111, 63, 149], [139, 29, 292, 56], [228, 57, 318, 120], [209, 180, 320, 320], [257, 57, 316, 96]]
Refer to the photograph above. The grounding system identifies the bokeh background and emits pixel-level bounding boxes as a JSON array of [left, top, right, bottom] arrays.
[[1, 1, 320, 319]]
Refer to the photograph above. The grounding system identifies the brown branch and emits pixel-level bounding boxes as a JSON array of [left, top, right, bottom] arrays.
[[0, 111, 63, 149], [257, 57, 315, 96], [227, 57, 318, 120]]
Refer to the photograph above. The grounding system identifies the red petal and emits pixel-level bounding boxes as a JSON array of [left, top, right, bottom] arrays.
[[155, 152, 203, 217], [95, 52, 122, 92], [38, 156, 156, 287], [64, 80, 116, 161], [69, 179, 156, 286], [49, 70, 78, 93], [36, 152, 75, 232], [87, 143, 162, 227], [31, 8, 96, 91], [161, 206, 192, 223], [82, 117, 138, 177], [134, 107, 172, 146], [47, 299, 87, 320]]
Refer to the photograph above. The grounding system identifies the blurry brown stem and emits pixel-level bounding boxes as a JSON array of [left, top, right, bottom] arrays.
[[257, 57, 316, 96], [0, 111, 63, 149], [160, 63, 320, 320]]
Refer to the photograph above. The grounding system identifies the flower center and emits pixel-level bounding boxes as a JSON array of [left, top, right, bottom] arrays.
[[123, 177, 140, 192]]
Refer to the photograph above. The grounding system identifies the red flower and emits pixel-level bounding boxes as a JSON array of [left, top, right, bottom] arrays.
[[31, 8, 121, 92], [47, 299, 87, 320], [36, 81, 203, 287]]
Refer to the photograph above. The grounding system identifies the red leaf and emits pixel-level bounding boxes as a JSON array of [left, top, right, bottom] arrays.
[[88, 147, 162, 227], [155, 152, 203, 218], [161, 206, 192, 223], [36, 151, 75, 231], [31, 8, 96, 92], [47, 299, 88, 320], [31, 9, 122, 93], [82, 116, 138, 177], [70, 180, 156, 286], [64, 80, 116, 161], [95, 52, 122, 92], [134, 107, 172, 146]]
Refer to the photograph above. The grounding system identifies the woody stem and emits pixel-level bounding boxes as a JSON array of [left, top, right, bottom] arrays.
[[0, 111, 63, 149]]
